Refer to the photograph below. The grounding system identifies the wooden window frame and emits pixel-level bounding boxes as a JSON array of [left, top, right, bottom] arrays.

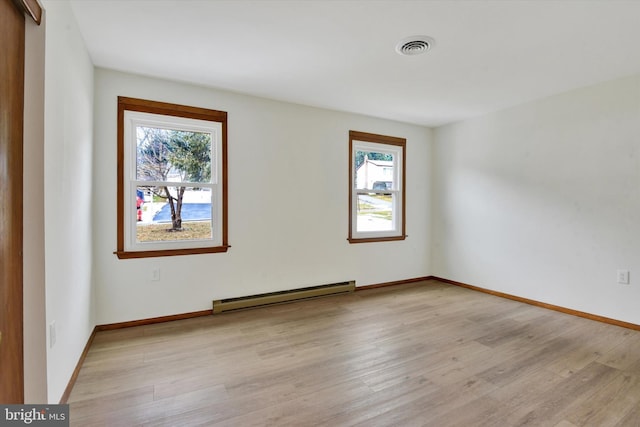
[[115, 97, 229, 259], [348, 130, 407, 243]]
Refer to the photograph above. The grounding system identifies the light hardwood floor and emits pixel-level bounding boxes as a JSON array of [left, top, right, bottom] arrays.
[[68, 280, 640, 426]]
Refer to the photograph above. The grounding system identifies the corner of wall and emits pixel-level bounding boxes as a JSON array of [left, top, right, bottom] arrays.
[[43, 0, 96, 403]]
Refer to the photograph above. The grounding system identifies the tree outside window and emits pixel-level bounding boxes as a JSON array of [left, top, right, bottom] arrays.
[[116, 97, 228, 259]]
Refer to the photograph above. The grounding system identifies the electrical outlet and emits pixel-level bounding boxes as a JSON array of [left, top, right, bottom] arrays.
[[617, 270, 630, 285], [49, 321, 56, 348], [151, 268, 160, 281]]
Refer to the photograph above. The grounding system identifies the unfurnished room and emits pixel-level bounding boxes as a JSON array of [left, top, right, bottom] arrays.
[[3, 0, 640, 425]]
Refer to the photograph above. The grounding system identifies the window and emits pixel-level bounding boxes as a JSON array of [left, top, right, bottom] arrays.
[[349, 130, 406, 243], [116, 97, 228, 258]]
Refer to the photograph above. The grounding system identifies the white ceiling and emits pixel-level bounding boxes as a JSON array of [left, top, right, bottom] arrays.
[[68, 0, 640, 127]]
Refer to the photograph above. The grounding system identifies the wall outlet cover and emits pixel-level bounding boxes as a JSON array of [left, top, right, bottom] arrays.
[[617, 270, 630, 285]]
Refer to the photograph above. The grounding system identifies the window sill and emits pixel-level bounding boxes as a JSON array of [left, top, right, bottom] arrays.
[[347, 235, 407, 244], [114, 245, 230, 259]]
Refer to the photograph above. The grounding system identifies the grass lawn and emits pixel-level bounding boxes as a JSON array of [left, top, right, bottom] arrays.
[[357, 201, 392, 221], [137, 221, 211, 242]]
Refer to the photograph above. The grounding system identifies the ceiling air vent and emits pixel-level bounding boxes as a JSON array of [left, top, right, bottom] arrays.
[[395, 36, 435, 56]]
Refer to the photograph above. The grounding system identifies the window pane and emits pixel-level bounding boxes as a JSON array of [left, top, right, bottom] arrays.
[[354, 150, 394, 190], [356, 193, 393, 232], [136, 186, 213, 243], [136, 126, 212, 184]]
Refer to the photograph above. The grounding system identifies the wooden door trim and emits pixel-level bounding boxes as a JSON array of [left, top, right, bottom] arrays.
[[12, 0, 42, 24], [0, 0, 26, 404]]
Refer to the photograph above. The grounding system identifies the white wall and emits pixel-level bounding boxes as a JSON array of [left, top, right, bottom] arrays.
[[43, 0, 94, 403], [23, 8, 47, 404], [432, 73, 640, 324], [93, 69, 432, 324]]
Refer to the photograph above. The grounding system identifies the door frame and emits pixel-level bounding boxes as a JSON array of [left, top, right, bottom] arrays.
[[0, 0, 42, 404]]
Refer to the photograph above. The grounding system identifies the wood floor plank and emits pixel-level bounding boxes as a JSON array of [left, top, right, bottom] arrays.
[[564, 371, 640, 426], [318, 376, 441, 426], [68, 280, 640, 426], [614, 403, 640, 427], [505, 362, 620, 426], [598, 331, 640, 371], [477, 367, 567, 426], [348, 375, 498, 427]]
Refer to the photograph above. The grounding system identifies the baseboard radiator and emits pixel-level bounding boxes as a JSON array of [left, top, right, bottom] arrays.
[[212, 280, 355, 314]]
